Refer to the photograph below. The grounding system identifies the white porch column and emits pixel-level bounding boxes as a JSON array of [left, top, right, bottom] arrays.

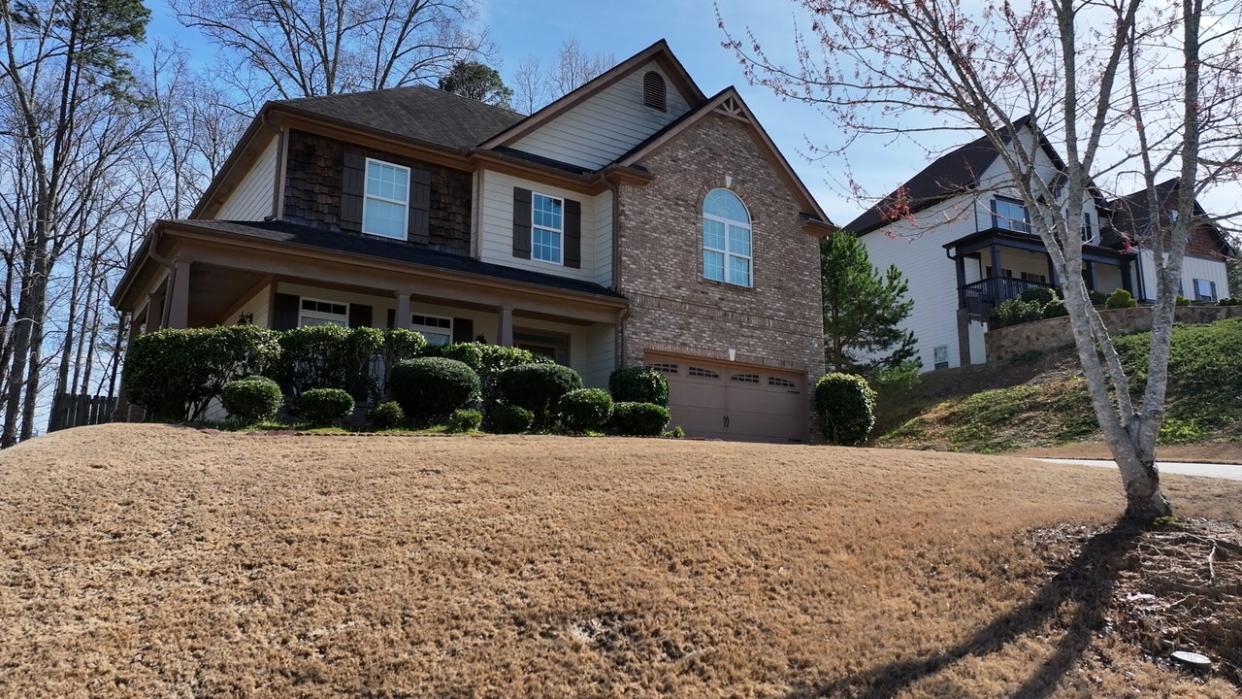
[[166, 259, 191, 329], [497, 305, 514, 347]]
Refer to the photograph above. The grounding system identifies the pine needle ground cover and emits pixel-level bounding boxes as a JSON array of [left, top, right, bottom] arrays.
[[1, 424, 1239, 696]]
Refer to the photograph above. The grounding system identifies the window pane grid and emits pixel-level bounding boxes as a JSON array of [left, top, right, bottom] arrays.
[[363, 159, 410, 239], [702, 189, 752, 288], [531, 193, 563, 264]]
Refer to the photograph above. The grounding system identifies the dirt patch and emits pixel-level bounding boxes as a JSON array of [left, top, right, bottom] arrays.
[[1029, 518, 1241, 685], [2, 424, 1241, 696]]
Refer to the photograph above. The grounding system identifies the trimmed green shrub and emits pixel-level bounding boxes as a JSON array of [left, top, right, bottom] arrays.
[[368, 400, 406, 429], [221, 376, 283, 424], [990, 298, 1044, 329], [1088, 290, 1109, 306], [438, 343, 552, 401], [496, 363, 583, 426], [608, 366, 669, 406], [1019, 287, 1057, 305], [1218, 296, 1242, 307], [446, 408, 483, 433], [389, 357, 480, 426], [381, 329, 427, 389], [814, 373, 876, 445], [1043, 298, 1068, 318], [299, 388, 355, 427], [270, 325, 384, 400], [1176, 295, 1191, 306], [126, 325, 281, 421], [488, 403, 534, 434], [664, 426, 686, 439], [1104, 288, 1138, 310], [608, 402, 670, 436], [558, 388, 613, 432]]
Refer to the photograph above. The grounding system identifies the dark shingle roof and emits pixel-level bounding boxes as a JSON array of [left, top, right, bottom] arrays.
[[845, 116, 1033, 236], [1108, 178, 1234, 255], [172, 219, 624, 299], [275, 85, 524, 151]]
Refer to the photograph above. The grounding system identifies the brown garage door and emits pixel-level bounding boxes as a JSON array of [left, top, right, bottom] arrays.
[[646, 354, 808, 442]]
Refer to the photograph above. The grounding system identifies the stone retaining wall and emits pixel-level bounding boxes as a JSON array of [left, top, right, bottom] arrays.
[[985, 305, 1242, 362]]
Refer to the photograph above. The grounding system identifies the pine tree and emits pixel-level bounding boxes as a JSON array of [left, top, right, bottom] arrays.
[[820, 232, 917, 372], [438, 61, 514, 109]]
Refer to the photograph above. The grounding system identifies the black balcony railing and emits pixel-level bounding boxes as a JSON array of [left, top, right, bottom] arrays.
[[960, 276, 1053, 317]]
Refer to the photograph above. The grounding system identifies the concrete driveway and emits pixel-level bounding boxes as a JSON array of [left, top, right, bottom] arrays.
[[1032, 458, 1242, 482]]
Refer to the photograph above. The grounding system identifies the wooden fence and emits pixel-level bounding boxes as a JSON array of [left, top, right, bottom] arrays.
[[47, 393, 117, 432]]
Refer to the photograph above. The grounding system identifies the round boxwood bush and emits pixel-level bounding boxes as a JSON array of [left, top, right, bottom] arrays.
[[608, 402, 670, 436], [389, 357, 480, 426], [1019, 287, 1057, 305], [299, 387, 355, 427], [488, 403, 534, 434], [496, 363, 583, 426], [221, 376, 283, 424], [814, 373, 876, 445], [368, 400, 406, 429], [446, 408, 483, 433], [608, 366, 669, 406], [1104, 288, 1138, 310], [1042, 298, 1068, 318], [558, 388, 613, 432]]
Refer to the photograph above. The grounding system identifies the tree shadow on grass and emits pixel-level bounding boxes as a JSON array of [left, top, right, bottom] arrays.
[[789, 521, 1143, 698]]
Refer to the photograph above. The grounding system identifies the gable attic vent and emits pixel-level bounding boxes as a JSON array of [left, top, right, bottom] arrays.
[[643, 71, 667, 111]]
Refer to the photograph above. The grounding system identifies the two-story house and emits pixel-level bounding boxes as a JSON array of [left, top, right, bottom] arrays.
[[110, 40, 832, 442], [846, 118, 1233, 371]]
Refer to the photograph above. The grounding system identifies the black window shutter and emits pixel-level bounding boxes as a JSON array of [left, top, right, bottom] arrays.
[[513, 188, 532, 259], [272, 293, 300, 330], [564, 198, 582, 268], [452, 317, 473, 343], [341, 147, 365, 233], [386, 308, 396, 329], [408, 168, 431, 244], [348, 303, 373, 328]]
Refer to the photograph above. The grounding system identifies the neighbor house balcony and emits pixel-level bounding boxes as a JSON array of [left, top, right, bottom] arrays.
[[944, 226, 1137, 321]]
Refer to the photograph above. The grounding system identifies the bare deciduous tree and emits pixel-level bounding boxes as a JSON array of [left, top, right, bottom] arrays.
[[172, 0, 488, 101], [721, 0, 1242, 519]]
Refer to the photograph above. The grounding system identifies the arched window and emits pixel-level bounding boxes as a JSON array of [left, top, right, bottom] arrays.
[[703, 189, 752, 287], [642, 71, 666, 111]]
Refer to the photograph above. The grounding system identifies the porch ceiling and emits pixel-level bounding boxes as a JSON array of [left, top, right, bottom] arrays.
[[944, 226, 1133, 265]]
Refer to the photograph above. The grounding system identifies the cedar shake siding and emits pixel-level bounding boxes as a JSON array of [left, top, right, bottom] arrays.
[[282, 129, 473, 255], [616, 113, 823, 375]]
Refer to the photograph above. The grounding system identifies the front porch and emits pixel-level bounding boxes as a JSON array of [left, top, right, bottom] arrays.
[[113, 221, 627, 392], [944, 226, 1137, 320]]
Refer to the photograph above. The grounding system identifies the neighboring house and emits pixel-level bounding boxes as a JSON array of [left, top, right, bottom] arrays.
[[845, 119, 1233, 372], [111, 40, 832, 442]]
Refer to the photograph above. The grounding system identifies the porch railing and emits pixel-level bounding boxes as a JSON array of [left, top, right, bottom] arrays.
[[960, 276, 1054, 317]]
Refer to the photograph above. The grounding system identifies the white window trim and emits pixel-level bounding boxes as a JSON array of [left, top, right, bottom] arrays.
[[411, 313, 454, 344], [299, 297, 350, 327], [530, 191, 565, 266], [703, 209, 753, 288], [362, 157, 410, 240]]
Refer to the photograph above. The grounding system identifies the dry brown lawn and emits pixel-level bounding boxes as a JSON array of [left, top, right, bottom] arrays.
[[1, 424, 1240, 697]]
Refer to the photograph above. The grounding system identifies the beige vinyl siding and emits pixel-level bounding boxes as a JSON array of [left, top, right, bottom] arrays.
[[216, 135, 278, 221], [510, 63, 692, 170], [478, 170, 613, 286], [581, 324, 616, 388], [228, 283, 272, 326]]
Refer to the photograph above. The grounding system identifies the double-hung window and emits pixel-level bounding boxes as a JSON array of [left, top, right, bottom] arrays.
[[363, 158, 410, 239], [531, 193, 564, 264], [993, 197, 1031, 233], [411, 314, 453, 346], [1193, 278, 1217, 302], [703, 189, 752, 287], [299, 298, 348, 327]]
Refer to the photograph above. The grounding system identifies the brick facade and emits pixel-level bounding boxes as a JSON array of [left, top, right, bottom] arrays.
[[282, 129, 473, 255], [615, 114, 824, 380]]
